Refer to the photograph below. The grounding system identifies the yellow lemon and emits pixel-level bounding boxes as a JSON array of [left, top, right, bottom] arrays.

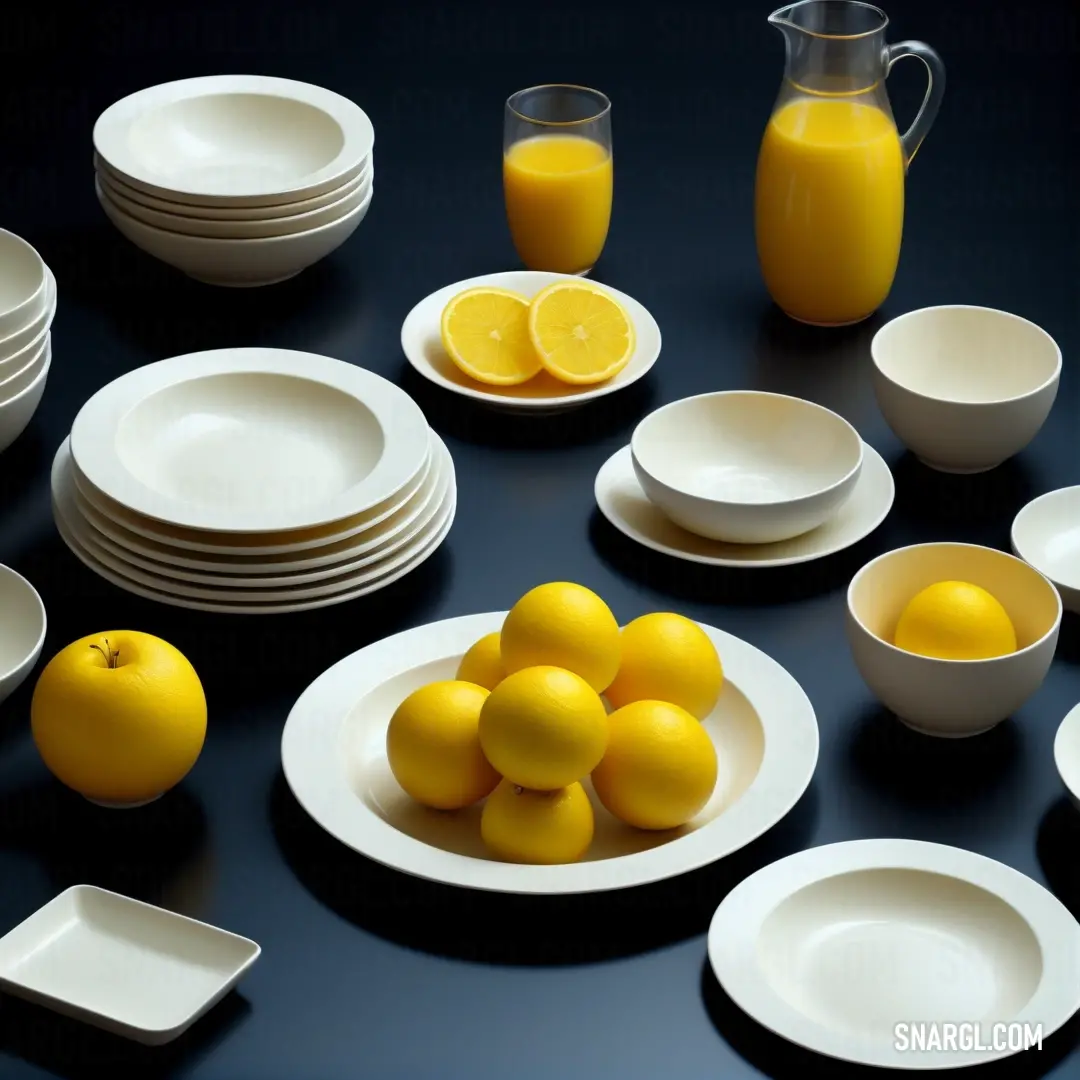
[[894, 581, 1017, 660], [527, 280, 636, 385], [31, 631, 207, 806], [500, 581, 620, 693], [478, 665, 608, 790], [455, 632, 505, 691], [386, 680, 500, 809], [440, 286, 541, 386], [481, 779, 594, 863], [591, 700, 718, 830], [605, 612, 723, 720]]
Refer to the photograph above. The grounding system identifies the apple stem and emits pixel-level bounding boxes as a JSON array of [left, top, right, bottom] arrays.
[[89, 639, 120, 669]]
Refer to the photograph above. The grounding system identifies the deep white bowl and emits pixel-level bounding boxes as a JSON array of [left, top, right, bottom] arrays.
[[0, 267, 55, 362], [1011, 487, 1080, 614], [0, 230, 48, 340], [631, 391, 863, 543], [0, 337, 50, 455], [0, 563, 46, 706], [0, 332, 49, 400], [871, 306, 1061, 473], [847, 542, 1061, 737]]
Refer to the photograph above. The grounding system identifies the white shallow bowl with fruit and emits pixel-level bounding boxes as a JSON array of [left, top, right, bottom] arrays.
[[281, 606, 818, 894]]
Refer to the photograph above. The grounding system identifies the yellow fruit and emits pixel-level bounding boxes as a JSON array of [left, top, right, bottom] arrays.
[[481, 779, 594, 863], [386, 680, 499, 809], [592, 700, 718, 830], [478, 665, 608, 790], [456, 632, 505, 691], [894, 580, 1017, 660], [500, 581, 620, 693], [605, 612, 723, 720], [31, 631, 207, 806], [527, 280, 636, 385], [440, 286, 541, 386]]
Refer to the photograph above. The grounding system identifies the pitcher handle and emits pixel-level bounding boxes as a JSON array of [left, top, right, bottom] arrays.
[[885, 40, 946, 168]]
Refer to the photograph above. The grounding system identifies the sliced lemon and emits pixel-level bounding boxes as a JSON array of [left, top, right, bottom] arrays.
[[439, 286, 541, 386], [527, 280, 636, 385]]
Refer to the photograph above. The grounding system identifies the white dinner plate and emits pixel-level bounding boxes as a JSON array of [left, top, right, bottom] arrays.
[[69, 348, 430, 534], [1054, 703, 1080, 812], [400, 270, 661, 413], [595, 442, 894, 569], [708, 839, 1080, 1070], [281, 612, 818, 894], [1011, 487, 1080, 614]]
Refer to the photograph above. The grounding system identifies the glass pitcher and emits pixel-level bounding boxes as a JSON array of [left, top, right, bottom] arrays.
[[755, 0, 944, 326]]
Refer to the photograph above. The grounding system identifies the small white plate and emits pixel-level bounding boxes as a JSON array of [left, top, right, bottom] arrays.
[[1011, 487, 1080, 614], [595, 442, 894, 569], [0, 885, 259, 1045], [708, 839, 1080, 1070], [1054, 703, 1080, 812], [70, 348, 430, 534], [281, 612, 818, 894], [400, 270, 661, 413]]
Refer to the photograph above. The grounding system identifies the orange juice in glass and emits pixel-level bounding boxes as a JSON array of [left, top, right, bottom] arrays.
[[503, 85, 612, 275]]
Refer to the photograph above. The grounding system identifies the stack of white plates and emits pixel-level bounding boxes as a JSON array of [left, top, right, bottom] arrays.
[[93, 76, 374, 287], [51, 348, 453, 614], [0, 230, 55, 455]]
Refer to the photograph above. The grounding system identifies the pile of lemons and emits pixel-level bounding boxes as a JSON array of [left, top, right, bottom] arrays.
[[385, 582, 724, 865]]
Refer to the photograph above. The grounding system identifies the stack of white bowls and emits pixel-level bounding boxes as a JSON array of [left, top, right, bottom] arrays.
[[0, 230, 54, 455], [93, 75, 374, 287], [51, 347, 453, 614]]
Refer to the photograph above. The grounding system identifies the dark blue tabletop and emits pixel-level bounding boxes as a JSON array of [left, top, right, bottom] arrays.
[[0, 1, 1077, 1077]]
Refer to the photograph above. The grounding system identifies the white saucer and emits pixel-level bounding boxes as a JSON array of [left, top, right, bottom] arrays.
[[400, 270, 661, 413], [1011, 487, 1080, 614], [595, 442, 894, 568], [1054, 703, 1080, 812]]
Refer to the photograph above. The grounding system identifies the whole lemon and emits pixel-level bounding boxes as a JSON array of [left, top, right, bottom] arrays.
[[605, 612, 723, 720], [478, 665, 608, 790], [592, 700, 718, 830], [481, 779, 594, 863], [500, 582, 620, 693], [894, 581, 1017, 660], [386, 680, 500, 809], [31, 631, 206, 806], [456, 632, 505, 691]]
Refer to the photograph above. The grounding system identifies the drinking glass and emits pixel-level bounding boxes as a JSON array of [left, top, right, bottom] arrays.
[[503, 84, 612, 276]]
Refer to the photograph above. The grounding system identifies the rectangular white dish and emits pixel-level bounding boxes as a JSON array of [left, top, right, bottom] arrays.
[[0, 885, 260, 1045]]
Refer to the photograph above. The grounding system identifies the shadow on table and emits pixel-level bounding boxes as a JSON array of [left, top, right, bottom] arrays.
[[270, 769, 819, 966], [701, 960, 1080, 1080], [1055, 615, 1080, 666], [0, 989, 251, 1080], [1037, 797, 1080, 919], [0, 427, 47, 510]]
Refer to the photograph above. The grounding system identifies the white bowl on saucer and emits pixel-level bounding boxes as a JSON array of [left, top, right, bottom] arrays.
[[846, 542, 1061, 737], [0, 230, 48, 341], [1011, 487, 1080, 614], [631, 391, 863, 544], [0, 337, 50, 454], [0, 563, 46, 705], [1054, 703, 1080, 812], [871, 306, 1061, 473], [0, 267, 55, 362]]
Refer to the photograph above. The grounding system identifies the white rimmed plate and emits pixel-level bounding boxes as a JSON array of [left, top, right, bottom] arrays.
[[1054, 703, 1080, 812], [281, 612, 818, 894], [1011, 487, 1080, 614], [400, 270, 661, 413], [596, 442, 894, 569], [69, 348, 429, 534], [708, 838, 1080, 1070]]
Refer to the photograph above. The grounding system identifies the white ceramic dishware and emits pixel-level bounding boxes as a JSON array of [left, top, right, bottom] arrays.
[[708, 839, 1080, 1070], [595, 442, 894, 569], [69, 347, 429, 534], [400, 270, 661, 412], [871, 305, 1061, 473], [1054, 703, 1080, 812], [93, 75, 374, 207], [0, 329, 49, 395], [847, 542, 1061, 736], [0, 885, 260, 1044], [0, 339, 50, 455], [0, 563, 46, 706], [0, 267, 55, 361], [97, 182, 373, 286], [0, 229, 48, 341], [632, 391, 863, 544], [1011, 487, 1080, 614], [281, 612, 818, 894]]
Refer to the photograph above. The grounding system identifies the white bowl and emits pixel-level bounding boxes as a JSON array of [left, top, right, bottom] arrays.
[[0, 563, 46, 706], [0, 331, 49, 399], [846, 542, 1061, 737], [1054, 703, 1080, 812], [1011, 487, 1080, 614], [0, 266, 55, 361], [0, 337, 50, 454], [96, 170, 370, 239], [631, 391, 863, 544], [871, 306, 1061, 473], [0, 230, 48, 340], [98, 182, 372, 286], [94, 75, 374, 207]]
